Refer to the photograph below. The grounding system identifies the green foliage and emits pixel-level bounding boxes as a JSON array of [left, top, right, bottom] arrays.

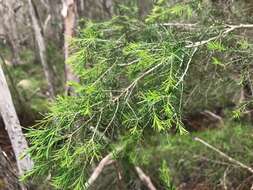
[[207, 41, 226, 52], [25, 6, 197, 189], [159, 160, 176, 190], [146, 0, 200, 23], [26, 0, 253, 189]]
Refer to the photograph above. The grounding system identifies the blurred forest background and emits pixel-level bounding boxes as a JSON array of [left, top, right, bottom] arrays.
[[1, 0, 253, 189]]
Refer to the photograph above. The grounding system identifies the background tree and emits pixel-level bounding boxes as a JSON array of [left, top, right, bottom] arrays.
[[27, 0, 56, 98]]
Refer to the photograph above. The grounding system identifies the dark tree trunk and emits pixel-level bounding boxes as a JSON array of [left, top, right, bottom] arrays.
[[0, 148, 21, 190]]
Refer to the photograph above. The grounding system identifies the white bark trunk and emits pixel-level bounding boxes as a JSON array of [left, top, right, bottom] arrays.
[[62, 0, 79, 93], [27, 0, 55, 98], [0, 63, 33, 177]]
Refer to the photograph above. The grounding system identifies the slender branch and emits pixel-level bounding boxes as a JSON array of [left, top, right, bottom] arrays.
[[174, 47, 197, 88], [135, 166, 157, 190], [186, 24, 253, 48], [113, 61, 164, 102], [202, 110, 224, 125], [161, 22, 197, 28], [43, 14, 51, 34], [102, 100, 119, 136], [194, 137, 253, 173], [85, 153, 115, 188], [91, 109, 103, 140], [85, 146, 125, 188], [118, 59, 140, 66], [92, 63, 115, 86]]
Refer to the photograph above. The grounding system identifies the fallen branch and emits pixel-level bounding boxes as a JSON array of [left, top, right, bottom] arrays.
[[202, 110, 224, 125], [194, 137, 253, 173], [135, 166, 157, 190]]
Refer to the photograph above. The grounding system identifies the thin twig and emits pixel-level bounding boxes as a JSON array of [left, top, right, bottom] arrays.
[[91, 109, 103, 140], [113, 61, 164, 102], [118, 59, 140, 66], [194, 137, 253, 173], [186, 24, 253, 48], [222, 167, 229, 190], [102, 100, 119, 136], [174, 47, 198, 88], [92, 63, 115, 86], [43, 14, 51, 34], [161, 22, 197, 28]]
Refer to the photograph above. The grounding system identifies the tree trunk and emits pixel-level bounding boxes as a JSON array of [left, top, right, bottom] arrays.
[[102, 0, 113, 17], [27, 0, 55, 98], [0, 148, 22, 190], [0, 62, 33, 178], [1, 1, 22, 65], [62, 0, 79, 94], [137, 0, 153, 19]]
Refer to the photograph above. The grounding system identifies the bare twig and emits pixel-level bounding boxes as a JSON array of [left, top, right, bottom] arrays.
[[135, 166, 157, 190], [161, 22, 197, 29], [118, 59, 140, 66], [186, 24, 253, 48], [222, 167, 229, 190], [194, 137, 253, 173], [202, 110, 224, 125]]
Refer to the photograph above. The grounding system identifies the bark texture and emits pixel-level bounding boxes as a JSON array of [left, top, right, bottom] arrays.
[[0, 62, 33, 177]]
